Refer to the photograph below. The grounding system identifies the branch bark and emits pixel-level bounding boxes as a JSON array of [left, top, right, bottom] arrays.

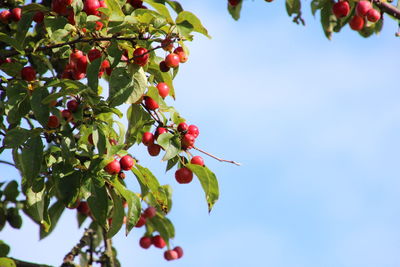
[[374, 0, 400, 19]]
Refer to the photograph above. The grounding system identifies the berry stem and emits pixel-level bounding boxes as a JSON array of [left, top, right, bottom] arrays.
[[193, 146, 241, 166]]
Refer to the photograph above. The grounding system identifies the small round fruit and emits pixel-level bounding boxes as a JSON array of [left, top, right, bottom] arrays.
[[61, 109, 73, 121], [48, 115, 60, 128], [67, 99, 79, 112], [130, 0, 143, 8], [152, 235, 166, 248], [84, 0, 100, 15], [0, 10, 12, 23], [144, 96, 159, 110], [95, 21, 103, 31], [88, 48, 102, 62], [133, 47, 149, 66], [177, 122, 188, 132], [120, 155, 135, 171], [143, 207, 156, 218], [349, 15, 364, 31], [155, 127, 167, 137], [188, 124, 199, 138], [175, 167, 193, 184], [181, 133, 195, 149], [11, 8, 22, 22], [164, 250, 179, 261], [156, 82, 170, 99], [135, 214, 146, 227], [142, 132, 155, 146], [356, 1, 372, 17], [366, 8, 381, 22], [21, 66, 36, 81], [174, 47, 188, 63], [165, 53, 180, 68], [191, 156, 204, 166], [33, 11, 45, 23], [104, 159, 121, 175], [139, 236, 152, 249], [148, 144, 161, 156], [77, 201, 90, 216], [159, 61, 170, 72], [161, 38, 174, 51], [118, 171, 126, 179], [173, 246, 184, 259], [332, 1, 350, 18]]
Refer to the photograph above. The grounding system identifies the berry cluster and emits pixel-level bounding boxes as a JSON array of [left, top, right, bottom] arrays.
[[332, 1, 381, 31], [104, 155, 136, 176], [159, 46, 188, 72], [0, 8, 21, 23]]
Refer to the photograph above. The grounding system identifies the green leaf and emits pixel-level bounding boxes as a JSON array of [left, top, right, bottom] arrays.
[[107, 189, 125, 238], [157, 133, 180, 161], [56, 170, 82, 208], [166, 156, 179, 172], [147, 215, 175, 242], [22, 4, 48, 12], [87, 57, 101, 92], [24, 187, 47, 227], [20, 136, 44, 191], [0, 241, 10, 257], [111, 179, 141, 236], [108, 67, 134, 107], [320, 1, 335, 39], [105, 0, 125, 18], [227, 1, 243, 21], [286, 0, 301, 16], [125, 104, 153, 147], [16, 12, 34, 47], [40, 200, 65, 239], [0, 33, 22, 52], [143, 0, 174, 23], [6, 208, 22, 229], [176, 11, 210, 38], [166, 0, 183, 13], [87, 181, 109, 229], [31, 87, 50, 128], [186, 164, 219, 212], [126, 66, 147, 105], [0, 258, 16, 267], [3, 181, 19, 202]]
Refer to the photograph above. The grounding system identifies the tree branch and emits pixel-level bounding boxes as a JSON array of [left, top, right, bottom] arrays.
[[8, 258, 53, 267], [374, 0, 400, 18], [61, 228, 94, 266], [193, 146, 241, 166], [0, 159, 16, 167]]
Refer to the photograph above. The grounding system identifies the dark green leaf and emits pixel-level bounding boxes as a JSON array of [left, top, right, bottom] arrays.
[[3, 181, 19, 202], [87, 181, 109, 229], [20, 136, 44, 191], [125, 104, 153, 147], [0, 257, 16, 267], [227, 1, 243, 21], [31, 87, 50, 128], [0, 241, 10, 257], [16, 12, 34, 48], [107, 189, 125, 238], [40, 200, 65, 239], [87, 57, 101, 92], [176, 11, 210, 38]]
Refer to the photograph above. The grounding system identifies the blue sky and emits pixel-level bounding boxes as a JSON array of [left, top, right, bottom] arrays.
[[2, 0, 400, 266]]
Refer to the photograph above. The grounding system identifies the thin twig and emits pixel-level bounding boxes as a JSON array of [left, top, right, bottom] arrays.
[[0, 159, 16, 167], [193, 146, 241, 166]]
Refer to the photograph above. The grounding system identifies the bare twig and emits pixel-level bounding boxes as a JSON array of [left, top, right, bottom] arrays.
[[193, 146, 241, 166], [0, 159, 16, 167], [61, 228, 95, 266]]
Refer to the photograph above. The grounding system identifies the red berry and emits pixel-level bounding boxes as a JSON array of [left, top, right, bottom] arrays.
[[191, 156, 204, 166], [120, 155, 135, 171], [356, 1, 372, 17], [165, 53, 180, 68], [73, 71, 86, 80], [155, 127, 167, 137], [139, 236, 152, 249], [21, 66, 36, 82], [366, 8, 380, 22], [152, 235, 166, 248], [174, 47, 188, 63], [144, 96, 159, 110], [77, 201, 90, 216], [67, 8, 75, 25], [188, 124, 199, 138], [48, 115, 60, 128], [229, 0, 240, 6], [11, 8, 22, 22], [95, 21, 103, 31], [135, 214, 146, 227], [88, 49, 102, 62], [181, 133, 195, 149], [142, 132, 155, 146], [148, 144, 161, 156], [61, 109, 73, 121], [159, 61, 170, 72], [332, 1, 350, 18], [130, 0, 143, 8], [104, 159, 121, 175], [99, 0, 107, 7], [33, 11, 44, 23], [84, 0, 100, 15], [143, 207, 156, 218], [175, 167, 193, 184], [156, 82, 170, 99], [67, 99, 79, 112], [161, 38, 174, 51], [133, 47, 149, 66], [0, 10, 12, 23], [349, 15, 364, 31], [164, 250, 178, 261], [76, 55, 88, 74], [177, 122, 188, 132], [173, 246, 183, 259], [52, 0, 68, 15]]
